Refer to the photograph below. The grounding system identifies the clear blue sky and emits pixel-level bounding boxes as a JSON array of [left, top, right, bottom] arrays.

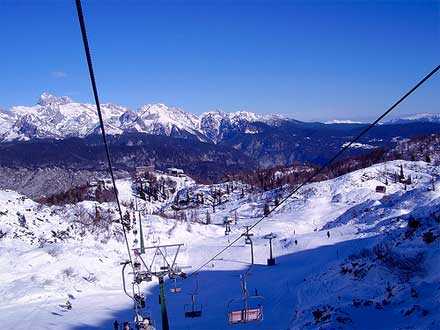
[[1, 0, 439, 121]]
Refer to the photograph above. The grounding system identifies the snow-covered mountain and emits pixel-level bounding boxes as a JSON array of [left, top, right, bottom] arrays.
[[2, 92, 128, 141], [384, 112, 440, 125], [0, 93, 291, 143], [200, 110, 286, 143]]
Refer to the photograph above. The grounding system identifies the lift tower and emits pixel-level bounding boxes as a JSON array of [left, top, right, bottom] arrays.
[[263, 233, 277, 266]]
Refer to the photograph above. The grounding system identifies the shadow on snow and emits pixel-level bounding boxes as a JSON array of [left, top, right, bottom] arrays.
[[71, 235, 377, 330]]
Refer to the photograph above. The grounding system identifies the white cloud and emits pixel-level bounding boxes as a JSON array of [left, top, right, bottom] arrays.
[[51, 71, 68, 79]]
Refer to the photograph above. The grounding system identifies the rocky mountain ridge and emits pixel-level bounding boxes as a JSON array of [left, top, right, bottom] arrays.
[[0, 92, 288, 143]]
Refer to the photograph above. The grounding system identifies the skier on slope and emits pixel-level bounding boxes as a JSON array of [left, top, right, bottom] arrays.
[[113, 320, 119, 330], [327, 231, 331, 239]]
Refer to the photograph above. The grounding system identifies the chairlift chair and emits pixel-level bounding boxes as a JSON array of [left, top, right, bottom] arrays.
[[170, 277, 182, 293], [135, 271, 152, 284], [135, 313, 154, 330], [133, 261, 142, 271], [227, 272, 263, 325], [184, 294, 202, 318], [227, 297, 263, 324]]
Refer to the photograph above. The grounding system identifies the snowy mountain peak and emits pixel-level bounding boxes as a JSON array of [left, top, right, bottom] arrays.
[[0, 92, 301, 142], [136, 103, 201, 137], [324, 119, 364, 124], [38, 92, 73, 106], [385, 112, 440, 125]]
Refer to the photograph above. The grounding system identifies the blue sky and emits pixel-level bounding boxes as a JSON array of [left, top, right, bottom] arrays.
[[1, 0, 439, 121]]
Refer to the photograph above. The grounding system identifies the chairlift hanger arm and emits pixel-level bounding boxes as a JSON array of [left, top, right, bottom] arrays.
[[149, 247, 159, 270], [121, 262, 134, 300], [144, 243, 184, 250], [170, 244, 181, 271], [137, 254, 152, 273], [157, 248, 172, 270]]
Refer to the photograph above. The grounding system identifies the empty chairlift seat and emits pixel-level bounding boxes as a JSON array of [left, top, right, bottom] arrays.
[[184, 293, 202, 318], [228, 306, 263, 324], [227, 271, 264, 325]]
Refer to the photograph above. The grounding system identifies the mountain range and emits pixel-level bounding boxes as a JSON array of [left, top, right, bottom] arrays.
[[0, 92, 288, 143], [4, 92, 439, 144], [1, 92, 440, 174]]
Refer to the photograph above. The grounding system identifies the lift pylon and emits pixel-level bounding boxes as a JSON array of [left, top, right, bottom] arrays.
[[263, 232, 277, 266]]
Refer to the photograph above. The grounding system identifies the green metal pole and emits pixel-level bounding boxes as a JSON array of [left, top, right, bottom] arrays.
[[139, 211, 145, 254], [159, 276, 170, 330]]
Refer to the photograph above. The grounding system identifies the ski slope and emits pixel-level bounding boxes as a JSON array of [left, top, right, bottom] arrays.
[[0, 160, 439, 329]]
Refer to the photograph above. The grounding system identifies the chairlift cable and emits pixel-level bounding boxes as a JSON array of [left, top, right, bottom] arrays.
[[74, 0, 136, 305], [188, 64, 440, 277]]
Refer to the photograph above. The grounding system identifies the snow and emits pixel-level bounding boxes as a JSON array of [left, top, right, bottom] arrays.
[[342, 142, 377, 149], [385, 113, 440, 125], [0, 160, 439, 329], [0, 93, 297, 143], [2, 93, 439, 143], [324, 119, 364, 124]]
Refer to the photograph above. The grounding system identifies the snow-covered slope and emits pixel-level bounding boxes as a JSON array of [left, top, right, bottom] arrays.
[[0, 160, 439, 329]]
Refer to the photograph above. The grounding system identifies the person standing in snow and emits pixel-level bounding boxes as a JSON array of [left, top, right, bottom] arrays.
[[327, 231, 330, 239], [294, 239, 298, 245], [123, 321, 130, 330], [113, 320, 119, 330]]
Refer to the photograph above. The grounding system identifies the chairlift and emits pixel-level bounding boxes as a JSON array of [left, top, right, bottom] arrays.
[[135, 271, 152, 284], [133, 261, 142, 271], [184, 274, 202, 318], [227, 272, 263, 325], [228, 304, 263, 324], [170, 277, 182, 294], [225, 225, 231, 236], [243, 227, 253, 245], [184, 294, 202, 318], [135, 312, 154, 330], [134, 293, 146, 308]]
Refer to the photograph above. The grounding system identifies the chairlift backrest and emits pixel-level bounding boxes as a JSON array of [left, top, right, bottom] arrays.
[[228, 306, 263, 324], [184, 302, 202, 318], [170, 287, 182, 293]]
